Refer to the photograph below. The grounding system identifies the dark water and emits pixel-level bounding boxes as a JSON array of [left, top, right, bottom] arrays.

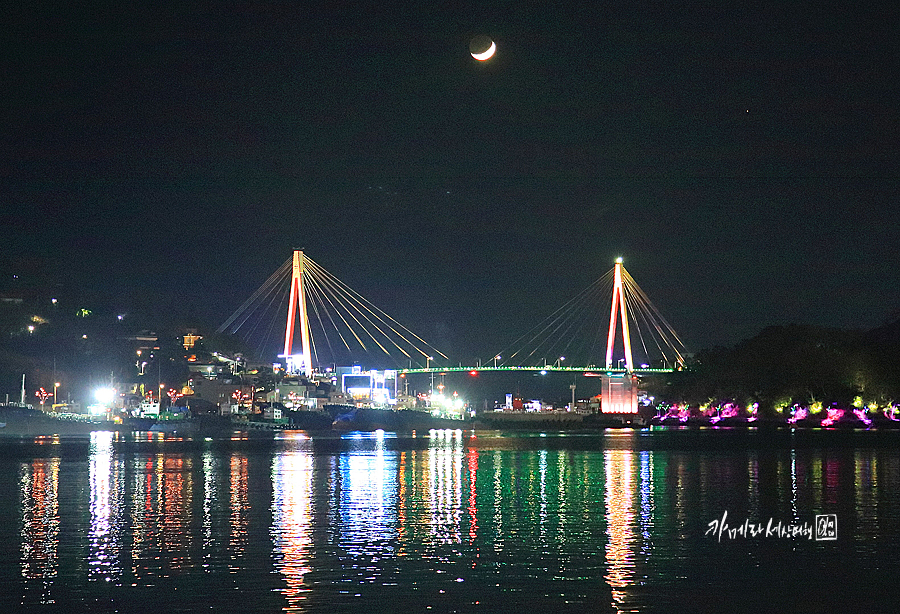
[[1, 428, 899, 613]]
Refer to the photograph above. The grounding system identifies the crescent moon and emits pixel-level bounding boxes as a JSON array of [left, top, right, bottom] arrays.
[[471, 40, 496, 61]]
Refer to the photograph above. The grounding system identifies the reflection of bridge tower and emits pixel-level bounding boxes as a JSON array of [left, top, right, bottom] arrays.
[[283, 249, 312, 377], [602, 258, 638, 414]]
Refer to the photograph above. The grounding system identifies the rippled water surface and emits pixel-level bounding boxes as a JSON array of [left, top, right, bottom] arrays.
[[1, 428, 899, 613]]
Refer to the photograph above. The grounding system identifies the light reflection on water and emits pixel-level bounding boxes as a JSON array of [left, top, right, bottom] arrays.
[[428, 429, 463, 545], [604, 449, 640, 613], [229, 452, 249, 563], [88, 431, 122, 583], [339, 430, 397, 550], [272, 440, 313, 609], [20, 455, 59, 605], [3, 429, 900, 612]]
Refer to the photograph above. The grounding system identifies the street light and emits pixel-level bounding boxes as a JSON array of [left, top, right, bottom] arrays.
[[54, 382, 60, 405], [493, 355, 501, 367], [428, 360, 435, 405], [426, 356, 433, 369], [555, 356, 566, 368]]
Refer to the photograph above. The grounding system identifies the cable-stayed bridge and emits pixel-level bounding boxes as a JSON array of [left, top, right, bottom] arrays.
[[218, 251, 685, 380], [218, 250, 448, 374]]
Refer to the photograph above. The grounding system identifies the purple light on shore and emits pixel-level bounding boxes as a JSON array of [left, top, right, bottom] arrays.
[[821, 408, 844, 427], [853, 409, 873, 427], [789, 407, 808, 424], [720, 404, 739, 419]]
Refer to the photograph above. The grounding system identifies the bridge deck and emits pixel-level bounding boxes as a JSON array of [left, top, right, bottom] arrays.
[[399, 366, 674, 374]]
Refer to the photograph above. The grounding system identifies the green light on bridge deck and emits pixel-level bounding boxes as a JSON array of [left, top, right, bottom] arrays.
[[398, 365, 675, 374]]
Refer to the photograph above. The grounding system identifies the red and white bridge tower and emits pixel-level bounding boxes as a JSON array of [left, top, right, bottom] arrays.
[[602, 258, 638, 414], [282, 249, 313, 377]]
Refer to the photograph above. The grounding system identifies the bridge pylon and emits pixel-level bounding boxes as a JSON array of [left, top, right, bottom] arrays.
[[605, 257, 634, 372], [603, 257, 638, 415], [283, 249, 313, 377]]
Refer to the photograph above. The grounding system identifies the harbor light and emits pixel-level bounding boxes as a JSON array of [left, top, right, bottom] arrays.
[[94, 387, 115, 405]]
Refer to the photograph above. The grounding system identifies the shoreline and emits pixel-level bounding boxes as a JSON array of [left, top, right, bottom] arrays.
[[3, 403, 899, 439]]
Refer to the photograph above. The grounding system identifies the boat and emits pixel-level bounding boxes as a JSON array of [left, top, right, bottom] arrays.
[[0, 403, 130, 437], [331, 406, 473, 432], [146, 413, 247, 436]]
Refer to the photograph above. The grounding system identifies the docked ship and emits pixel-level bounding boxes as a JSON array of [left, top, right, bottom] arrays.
[[0, 402, 251, 438], [0, 403, 131, 437]]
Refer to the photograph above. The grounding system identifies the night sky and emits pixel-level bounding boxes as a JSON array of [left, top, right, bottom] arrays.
[[2, 1, 898, 365]]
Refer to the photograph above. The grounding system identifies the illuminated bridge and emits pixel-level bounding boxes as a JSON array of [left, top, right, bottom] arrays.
[[218, 251, 686, 386]]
